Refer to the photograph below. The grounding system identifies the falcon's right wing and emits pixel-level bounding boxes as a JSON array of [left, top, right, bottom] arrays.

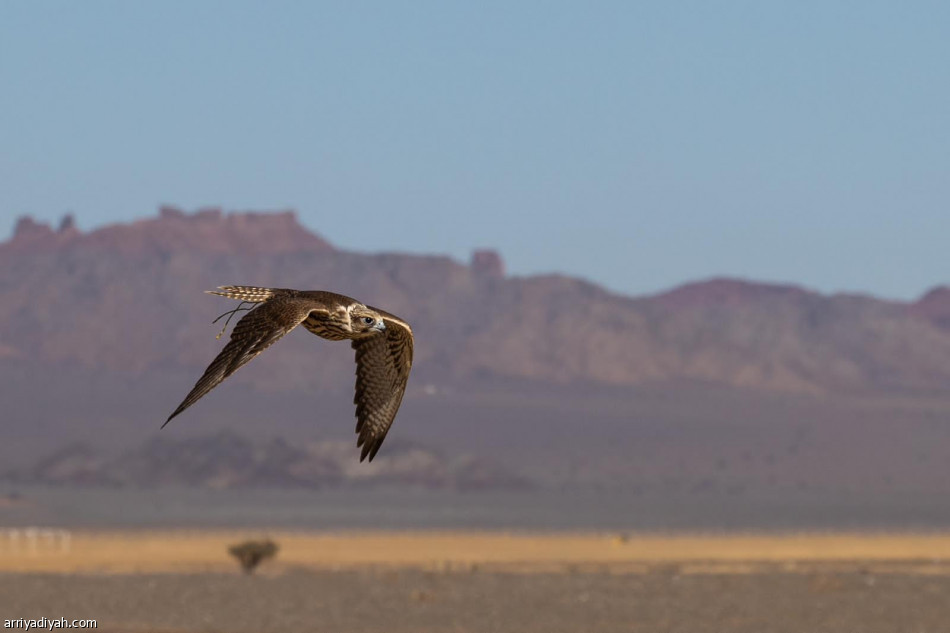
[[351, 309, 414, 462]]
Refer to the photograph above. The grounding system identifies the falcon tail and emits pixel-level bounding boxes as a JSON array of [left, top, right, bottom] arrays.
[[205, 286, 276, 303]]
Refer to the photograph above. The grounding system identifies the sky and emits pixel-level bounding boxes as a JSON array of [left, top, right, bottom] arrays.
[[1, 1, 948, 300]]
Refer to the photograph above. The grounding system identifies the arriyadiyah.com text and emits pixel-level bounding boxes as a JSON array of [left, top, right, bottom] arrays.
[[5, 619, 97, 630]]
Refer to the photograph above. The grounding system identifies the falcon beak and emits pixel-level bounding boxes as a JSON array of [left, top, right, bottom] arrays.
[[374, 320, 386, 332]]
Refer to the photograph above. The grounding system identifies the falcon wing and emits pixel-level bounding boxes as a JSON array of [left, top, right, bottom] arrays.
[[351, 310, 414, 462], [164, 295, 326, 426]]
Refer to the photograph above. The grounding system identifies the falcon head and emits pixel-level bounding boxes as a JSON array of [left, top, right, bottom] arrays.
[[348, 305, 387, 338]]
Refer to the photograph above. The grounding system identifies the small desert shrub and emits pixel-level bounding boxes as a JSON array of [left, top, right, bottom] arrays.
[[228, 539, 279, 574]]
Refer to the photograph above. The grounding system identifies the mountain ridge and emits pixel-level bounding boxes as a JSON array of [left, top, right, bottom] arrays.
[[3, 207, 950, 496], [2, 206, 949, 396]]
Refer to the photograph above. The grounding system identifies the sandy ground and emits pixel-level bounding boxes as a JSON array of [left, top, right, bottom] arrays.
[[4, 566, 950, 633], [3, 531, 950, 632]]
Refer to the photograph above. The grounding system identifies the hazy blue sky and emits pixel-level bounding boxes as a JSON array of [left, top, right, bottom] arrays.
[[2, 1, 948, 299]]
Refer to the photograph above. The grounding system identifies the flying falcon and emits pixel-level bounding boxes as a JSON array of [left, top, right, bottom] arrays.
[[163, 286, 413, 462]]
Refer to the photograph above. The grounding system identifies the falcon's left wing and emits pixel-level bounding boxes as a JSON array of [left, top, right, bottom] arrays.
[[164, 295, 326, 426], [351, 309, 414, 462]]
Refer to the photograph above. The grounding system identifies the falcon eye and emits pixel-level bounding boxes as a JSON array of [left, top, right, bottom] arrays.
[[362, 316, 375, 325]]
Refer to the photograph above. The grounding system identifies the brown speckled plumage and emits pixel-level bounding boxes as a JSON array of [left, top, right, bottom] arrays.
[[164, 286, 413, 462]]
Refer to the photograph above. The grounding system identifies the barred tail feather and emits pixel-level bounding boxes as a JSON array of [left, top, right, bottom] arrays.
[[205, 285, 276, 303]]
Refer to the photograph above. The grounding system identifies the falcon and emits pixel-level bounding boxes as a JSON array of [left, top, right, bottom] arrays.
[[163, 286, 413, 462]]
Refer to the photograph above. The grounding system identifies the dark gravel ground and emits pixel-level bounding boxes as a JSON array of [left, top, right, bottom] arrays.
[[1, 566, 948, 633]]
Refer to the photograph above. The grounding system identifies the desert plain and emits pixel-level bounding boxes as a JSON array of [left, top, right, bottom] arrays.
[[3, 530, 950, 632]]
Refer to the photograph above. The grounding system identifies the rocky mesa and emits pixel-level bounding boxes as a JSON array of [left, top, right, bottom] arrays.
[[2, 206, 949, 395]]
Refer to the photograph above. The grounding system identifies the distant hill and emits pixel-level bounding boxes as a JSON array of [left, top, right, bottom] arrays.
[[2, 205, 949, 394], [2, 206, 950, 499], [4, 430, 531, 491]]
